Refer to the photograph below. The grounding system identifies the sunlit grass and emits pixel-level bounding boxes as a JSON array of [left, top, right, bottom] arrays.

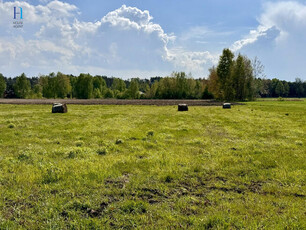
[[0, 101, 305, 229]]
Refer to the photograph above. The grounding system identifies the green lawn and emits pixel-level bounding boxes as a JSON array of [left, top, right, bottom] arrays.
[[0, 101, 305, 229]]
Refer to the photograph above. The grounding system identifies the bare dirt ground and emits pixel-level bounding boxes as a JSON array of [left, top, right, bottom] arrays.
[[0, 99, 244, 106]]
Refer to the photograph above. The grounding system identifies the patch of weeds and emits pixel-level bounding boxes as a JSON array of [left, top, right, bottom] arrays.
[[165, 175, 174, 183], [104, 174, 130, 189], [75, 140, 84, 147], [97, 147, 108, 156], [136, 154, 146, 159], [295, 141, 303, 146], [70, 200, 91, 212], [120, 200, 147, 214], [66, 200, 109, 218], [42, 164, 62, 184], [147, 130, 154, 137], [115, 139, 123, 145], [66, 147, 84, 159], [98, 140, 106, 146], [260, 158, 278, 169], [193, 166, 201, 173], [8, 123, 15, 129], [17, 152, 31, 161], [144, 142, 156, 149]]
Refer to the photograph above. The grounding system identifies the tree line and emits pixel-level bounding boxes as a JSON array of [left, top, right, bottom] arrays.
[[0, 49, 305, 100]]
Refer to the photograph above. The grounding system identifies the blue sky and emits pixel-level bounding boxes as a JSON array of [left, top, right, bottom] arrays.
[[1, 0, 306, 81]]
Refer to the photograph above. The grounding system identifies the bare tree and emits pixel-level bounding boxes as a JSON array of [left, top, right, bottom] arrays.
[[252, 56, 266, 79]]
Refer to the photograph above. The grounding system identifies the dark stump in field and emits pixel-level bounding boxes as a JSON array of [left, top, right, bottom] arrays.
[[178, 104, 188, 111], [223, 103, 231, 109], [52, 103, 68, 113]]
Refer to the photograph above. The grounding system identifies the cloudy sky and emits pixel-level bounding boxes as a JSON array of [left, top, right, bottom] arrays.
[[0, 0, 306, 81]]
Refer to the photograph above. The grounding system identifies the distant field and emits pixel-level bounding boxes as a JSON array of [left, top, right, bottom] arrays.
[[0, 101, 305, 229]]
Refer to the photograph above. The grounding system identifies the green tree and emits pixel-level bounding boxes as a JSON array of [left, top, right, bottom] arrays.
[[194, 80, 203, 99], [40, 73, 57, 98], [283, 81, 290, 97], [32, 84, 43, 98], [271, 78, 280, 97], [295, 78, 305, 97], [75, 74, 93, 99], [275, 81, 285, 97], [56, 72, 71, 98], [243, 56, 255, 100], [112, 78, 126, 92], [158, 77, 176, 99], [217, 49, 235, 100], [147, 82, 158, 98], [174, 72, 187, 98], [186, 77, 196, 98], [232, 54, 246, 100], [104, 88, 114, 98], [207, 67, 221, 99], [202, 85, 214, 99], [93, 88, 103, 98], [93, 76, 107, 96], [129, 79, 140, 99], [14, 73, 31, 98], [0, 73, 6, 98]]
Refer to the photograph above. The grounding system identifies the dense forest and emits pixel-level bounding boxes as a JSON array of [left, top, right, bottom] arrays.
[[0, 49, 305, 100]]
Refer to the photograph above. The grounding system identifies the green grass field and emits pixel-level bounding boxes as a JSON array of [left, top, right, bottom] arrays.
[[0, 101, 305, 229]]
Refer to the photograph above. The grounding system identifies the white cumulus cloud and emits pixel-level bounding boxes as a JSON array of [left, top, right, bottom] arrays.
[[0, 1, 217, 78], [231, 1, 306, 80]]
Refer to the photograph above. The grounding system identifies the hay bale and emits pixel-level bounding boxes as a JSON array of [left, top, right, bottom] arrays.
[[178, 104, 188, 111], [52, 103, 67, 113], [223, 103, 231, 109]]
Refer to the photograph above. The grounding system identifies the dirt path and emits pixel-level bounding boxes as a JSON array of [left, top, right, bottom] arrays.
[[0, 99, 243, 106]]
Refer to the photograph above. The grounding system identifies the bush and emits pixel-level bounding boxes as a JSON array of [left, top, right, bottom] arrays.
[[93, 88, 102, 98], [104, 89, 114, 98], [202, 86, 214, 99]]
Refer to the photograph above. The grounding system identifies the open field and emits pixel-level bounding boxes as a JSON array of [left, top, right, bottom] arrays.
[[0, 101, 305, 229], [0, 99, 244, 106]]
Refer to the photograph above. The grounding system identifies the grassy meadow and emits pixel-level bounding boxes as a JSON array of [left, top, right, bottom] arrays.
[[0, 101, 305, 229]]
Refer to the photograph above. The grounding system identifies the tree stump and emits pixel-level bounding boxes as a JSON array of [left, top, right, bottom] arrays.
[[52, 103, 68, 113], [223, 103, 231, 109], [178, 104, 188, 111]]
